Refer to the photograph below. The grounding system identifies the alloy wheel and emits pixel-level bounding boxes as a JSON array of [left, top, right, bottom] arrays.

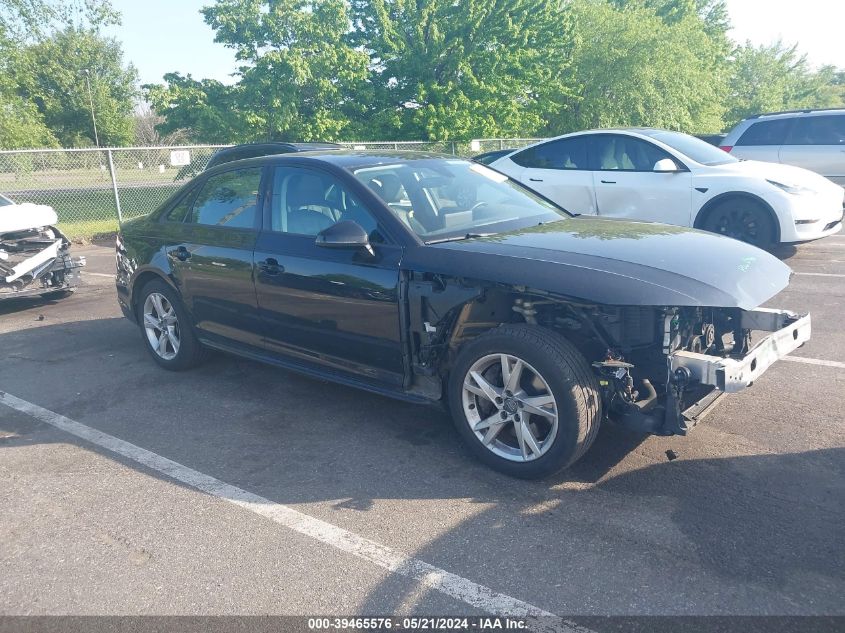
[[143, 292, 180, 361], [461, 353, 559, 462]]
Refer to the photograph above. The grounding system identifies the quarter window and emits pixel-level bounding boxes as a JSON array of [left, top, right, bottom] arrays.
[[736, 119, 792, 146], [511, 137, 588, 170], [592, 135, 674, 171], [787, 115, 845, 145], [188, 168, 262, 228]]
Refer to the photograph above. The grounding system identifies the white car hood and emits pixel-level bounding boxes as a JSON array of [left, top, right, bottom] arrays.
[[0, 203, 59, 234], [717, 160, 843, 194]]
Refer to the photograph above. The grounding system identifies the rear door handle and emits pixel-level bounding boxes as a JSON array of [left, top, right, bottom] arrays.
[[258, 258, 283, 275], [169, 246, 191, 261], [529, 178, 544, 182], [601, 180, 616, 184]]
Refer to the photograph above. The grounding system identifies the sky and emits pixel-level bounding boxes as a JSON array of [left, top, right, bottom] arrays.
[[104, 0, 845, 87]]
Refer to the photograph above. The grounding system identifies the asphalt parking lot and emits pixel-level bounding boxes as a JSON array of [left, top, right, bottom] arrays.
[[1, 232, 843, 620]]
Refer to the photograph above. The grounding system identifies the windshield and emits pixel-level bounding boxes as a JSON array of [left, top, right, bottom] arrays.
[[0, 193, 14, 206], [351, 159, 569, 242], [642, 130, 737, 166]]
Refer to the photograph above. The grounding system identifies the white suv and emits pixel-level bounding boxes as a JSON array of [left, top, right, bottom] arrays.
[[489, 128, 844, 247], [721, 109, 845, 186]]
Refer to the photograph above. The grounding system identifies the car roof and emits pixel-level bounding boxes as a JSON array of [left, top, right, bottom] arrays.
[[206, 149, 469, 173], [743, 108, 845, 121]]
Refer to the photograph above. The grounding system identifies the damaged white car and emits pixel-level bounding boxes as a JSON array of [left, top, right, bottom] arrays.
[[0, 193, 85, 301]]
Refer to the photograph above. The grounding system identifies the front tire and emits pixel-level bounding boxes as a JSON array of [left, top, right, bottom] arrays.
[[136, 278, 207, 370], [701, 198, 776, 248], [448, 325, 602, 479]]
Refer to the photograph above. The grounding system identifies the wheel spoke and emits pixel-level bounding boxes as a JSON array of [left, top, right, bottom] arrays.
[[144, 313, 159, 329], [473, 413, 503, 432], [521, 393, 556, 419], [158, 332, 169, 355], [481, 421, 507, 446], [150, 294, 165, 318], [520, 420, 542, 457], [467, 370, 501, 404], [166, 327, 180, 353], [503, 357, 523, 394], [513, 418, 529, 459]]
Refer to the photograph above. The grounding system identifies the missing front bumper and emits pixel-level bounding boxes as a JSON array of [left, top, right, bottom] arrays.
[[670, 308, 811, 393]]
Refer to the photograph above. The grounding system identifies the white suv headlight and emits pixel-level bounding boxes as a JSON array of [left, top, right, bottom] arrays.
[[767, 179, 816, 196]]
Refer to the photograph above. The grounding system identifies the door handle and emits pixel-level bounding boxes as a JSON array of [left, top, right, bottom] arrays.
[[258, 258, 283, 275], [169, 246, 191, 261], [601, 180, 616, 184], [529, 178, 544, 182]]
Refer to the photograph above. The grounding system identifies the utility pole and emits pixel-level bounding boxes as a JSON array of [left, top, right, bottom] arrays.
[[83, 69, 100, 148]]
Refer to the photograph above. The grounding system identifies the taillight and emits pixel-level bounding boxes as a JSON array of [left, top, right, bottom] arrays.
[[719, 145, 733, 153]]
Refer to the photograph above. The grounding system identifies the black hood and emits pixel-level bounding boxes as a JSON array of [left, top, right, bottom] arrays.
[[401, 217, 792, 309]]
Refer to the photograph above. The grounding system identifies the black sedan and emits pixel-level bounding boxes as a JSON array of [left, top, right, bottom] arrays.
[[116, 151, 810, 478]]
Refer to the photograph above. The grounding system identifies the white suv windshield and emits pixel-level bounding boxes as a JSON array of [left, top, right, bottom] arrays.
[[643, 130, 737, 166], [351, 159, 568, 241]]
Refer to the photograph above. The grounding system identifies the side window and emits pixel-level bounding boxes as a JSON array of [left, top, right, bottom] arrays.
[[736, 119, 792, 146], [188, 168, 261, 229], [270, 167, 381, 240], [511, 137, 588, 170], [788, 115, 845, 145], [164, 188, 196, 222], [592, 135, 673, 171]]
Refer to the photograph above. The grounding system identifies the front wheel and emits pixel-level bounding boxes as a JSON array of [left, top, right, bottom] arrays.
[[448, 325, 602, 479], [137, 278, 207, 370], [701, 199, 776, 248]]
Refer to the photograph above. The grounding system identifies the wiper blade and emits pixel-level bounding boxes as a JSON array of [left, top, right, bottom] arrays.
[[425, 232, 493, 244]]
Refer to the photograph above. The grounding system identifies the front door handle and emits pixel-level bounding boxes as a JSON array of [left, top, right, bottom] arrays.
[[258, 258, 283, 275], [169, 246, 191, 261], [529, 178, 544, 182], [601, 180, 616, 184]]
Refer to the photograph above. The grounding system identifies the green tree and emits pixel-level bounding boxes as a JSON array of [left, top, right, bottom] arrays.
[[144, 73, 247, 144], [348, 0, 576, 140], [17, 26, 138, 147], [200, 0, 370, 141], [562, 0, 728, 134], [726, 41, 842, 126]]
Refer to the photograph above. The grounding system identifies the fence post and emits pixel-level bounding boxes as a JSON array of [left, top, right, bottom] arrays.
[[106, 149, 122, 225], [451, 141, 456, 155]]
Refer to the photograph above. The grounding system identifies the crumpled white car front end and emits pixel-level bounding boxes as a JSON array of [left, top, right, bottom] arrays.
[[0, 200, 85, 301]]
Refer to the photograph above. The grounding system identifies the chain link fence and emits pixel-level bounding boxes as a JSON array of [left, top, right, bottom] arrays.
[[0, 139, 542, 239]]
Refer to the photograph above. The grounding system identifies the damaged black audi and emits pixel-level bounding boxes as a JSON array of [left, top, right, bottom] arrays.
[[115, 152, 809, 478]]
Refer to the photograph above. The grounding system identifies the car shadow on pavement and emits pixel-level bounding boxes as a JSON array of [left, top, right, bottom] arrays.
[[1, 317, 843, 614]]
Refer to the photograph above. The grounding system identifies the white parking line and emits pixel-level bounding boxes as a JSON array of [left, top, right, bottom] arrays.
[[0, 390, 578, 625], [85, 272, 115, 278], [784, 356, 845, 369], [794, 272, 845, 278]]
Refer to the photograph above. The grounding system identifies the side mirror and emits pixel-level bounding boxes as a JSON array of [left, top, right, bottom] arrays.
[[653, 158, 680, 173], [316, 220, 374, 256]]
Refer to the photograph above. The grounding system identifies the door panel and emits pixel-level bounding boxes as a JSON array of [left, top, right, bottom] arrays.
[[508, 137, 597, 214], [176, 167, 264, 350], [590, 135, 693, 226], [255, 166, 405, 386], [780, 115, 845, 184]]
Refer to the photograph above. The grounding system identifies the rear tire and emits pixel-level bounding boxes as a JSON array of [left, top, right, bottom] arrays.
[[701, 198, 776, 248], [448, 324, 602, 479], [136, 278, 207, 371]]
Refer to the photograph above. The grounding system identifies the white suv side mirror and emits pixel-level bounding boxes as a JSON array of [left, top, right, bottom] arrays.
[[653, 158, 680, 172]]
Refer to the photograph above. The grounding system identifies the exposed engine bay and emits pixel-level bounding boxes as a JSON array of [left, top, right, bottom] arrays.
[[0, 201, 85, 301], [405, 274, 810, 437]]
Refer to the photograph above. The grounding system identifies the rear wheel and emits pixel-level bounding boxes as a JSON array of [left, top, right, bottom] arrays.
[[701, 199, 776, 248], [137, 279, 207, 370], [448, 325, 601, 479]]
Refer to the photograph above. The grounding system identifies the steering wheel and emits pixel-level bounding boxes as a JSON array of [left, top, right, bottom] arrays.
[[469, 201, 489, 214]]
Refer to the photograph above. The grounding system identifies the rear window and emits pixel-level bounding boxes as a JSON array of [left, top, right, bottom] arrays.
[[511, 137, 588, 170], [736, 119, 792, 146], [787, 115, 845, 145], [188, 168, 262, 228]]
